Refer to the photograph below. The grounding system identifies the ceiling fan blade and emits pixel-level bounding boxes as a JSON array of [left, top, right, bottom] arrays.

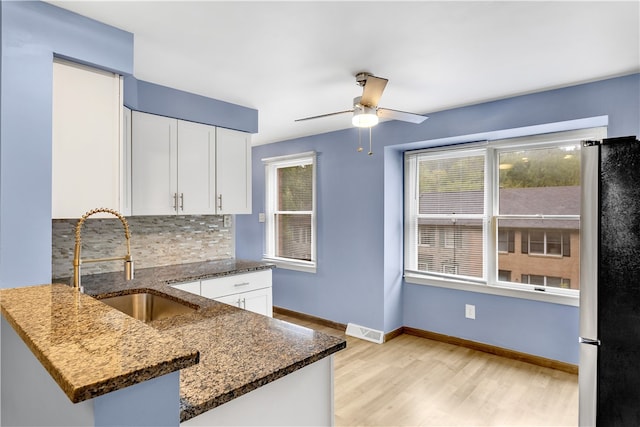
[[377, 108, 428, 124], [295, 109, 353, 122], [294, 109, 353, 122], [360, 75, 388, 107]]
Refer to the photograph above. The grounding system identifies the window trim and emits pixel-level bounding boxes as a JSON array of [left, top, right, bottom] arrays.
[[263, 151, 317, 273], [404, 127, 607, 306]]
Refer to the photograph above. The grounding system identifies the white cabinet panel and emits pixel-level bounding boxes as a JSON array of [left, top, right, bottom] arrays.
[[177, 121, 216, 215], [52, 59, 123, 218], [121, 107, 132, 216], [216, 127, 251, 215], [200, 270, 272, 317], [132, 113, 250, 215], [214, 287, 272, 317], [171, 281, 201, 296], [131, 111, 178, 215], [241, 288, 272, 317], [200, 270, 271, 299], [213, 293, 243, 309]]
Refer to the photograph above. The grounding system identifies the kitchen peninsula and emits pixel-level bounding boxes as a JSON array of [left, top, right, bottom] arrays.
[[1, 259, 346, 426]]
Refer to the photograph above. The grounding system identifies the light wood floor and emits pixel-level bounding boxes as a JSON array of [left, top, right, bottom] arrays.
[[275, 312, 579, 426]]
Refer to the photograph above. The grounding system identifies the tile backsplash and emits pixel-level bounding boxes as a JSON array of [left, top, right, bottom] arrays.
[[52, 215, 234, 280]]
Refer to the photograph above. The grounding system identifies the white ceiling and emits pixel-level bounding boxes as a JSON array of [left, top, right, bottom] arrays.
[[48, 1, 639, 145]]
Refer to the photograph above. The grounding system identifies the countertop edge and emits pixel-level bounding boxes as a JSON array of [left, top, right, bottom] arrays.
[[1, 286, 201, 404], [0, 305, 79, 399], [72, 351, 200, 403], [180, 340, 347, 422], [163, 264, 276, 285]]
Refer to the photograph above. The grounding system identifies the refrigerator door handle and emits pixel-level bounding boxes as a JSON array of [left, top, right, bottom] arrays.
[[579, 337, 601, 346]]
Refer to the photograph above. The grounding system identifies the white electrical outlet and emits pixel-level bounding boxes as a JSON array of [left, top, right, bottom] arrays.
[[258, 213, 266, 223], [465, 304, 476, 319], [223, 215, 231, 228]]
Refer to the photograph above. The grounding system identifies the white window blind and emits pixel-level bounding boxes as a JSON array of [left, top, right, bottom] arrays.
[[264, 152, 316, 273], [405, 127, 607, 301], [406, 150, 486, 281]]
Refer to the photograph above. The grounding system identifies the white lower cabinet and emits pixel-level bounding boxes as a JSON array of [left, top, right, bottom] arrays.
[[214, 287, 271, 314], [171, 270, 272, 317], [171, 281, 200, 295], [201, 270, 272, 317]]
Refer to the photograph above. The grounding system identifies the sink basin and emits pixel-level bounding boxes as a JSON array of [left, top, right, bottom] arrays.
[[98, 291, 197, 322]]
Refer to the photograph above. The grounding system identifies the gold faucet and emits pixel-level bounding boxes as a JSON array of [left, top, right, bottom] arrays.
[[73, 207, 134, 291]]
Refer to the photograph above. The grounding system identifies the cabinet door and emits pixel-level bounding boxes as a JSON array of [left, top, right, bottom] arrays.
[[214, 288, 271, 316], [52, 59, 123, 218], [214, 293, 243, 309], [216, 127, 251, 214], [131, 111, 178, 215], [177, 121, 216, 215], [241, 287, 273, 317]]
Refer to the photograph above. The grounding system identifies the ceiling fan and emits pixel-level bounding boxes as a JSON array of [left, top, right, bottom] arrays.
[[295, 72, 429, 129]]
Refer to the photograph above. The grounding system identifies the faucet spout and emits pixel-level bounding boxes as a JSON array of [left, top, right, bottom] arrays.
[[73, 208, 134, 291]]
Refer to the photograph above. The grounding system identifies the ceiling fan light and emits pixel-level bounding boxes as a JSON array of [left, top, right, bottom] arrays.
[[352, 112, 378, 127], [352, 103, 379, 128]]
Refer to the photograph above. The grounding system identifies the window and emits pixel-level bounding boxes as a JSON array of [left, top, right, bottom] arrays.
[[263, 152, 316, 272], [405, 149, 486, 281], [498, 270, 512, 281], [405, 127, 606, 300], [498, 230, 515, 253], [522, 274, 571, 290], [419, 226, 435, 246], [521, 230, 570, 256]]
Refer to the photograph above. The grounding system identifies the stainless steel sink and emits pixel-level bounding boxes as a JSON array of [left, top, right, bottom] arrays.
[[98, 291, 197, 322]]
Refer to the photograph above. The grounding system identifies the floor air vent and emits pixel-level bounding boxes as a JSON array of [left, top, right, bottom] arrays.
[[345, 323, 384, 344]]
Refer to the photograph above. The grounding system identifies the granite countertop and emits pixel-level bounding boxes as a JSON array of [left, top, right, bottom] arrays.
[[4, 259, 346, 422], [0, 284, 199, 403]]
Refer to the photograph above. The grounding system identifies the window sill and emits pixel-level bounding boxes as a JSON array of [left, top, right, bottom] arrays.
[[262, 257, 316, 274], [404, 272, 579, 307]]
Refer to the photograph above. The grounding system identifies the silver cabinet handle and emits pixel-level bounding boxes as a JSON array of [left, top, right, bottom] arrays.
[[180, 193, 184, 211], [241, 297, 246, 309], [236, 297, 242, 308], [173, 193, 178, 210], [218, 194, 223, 211], [234, 282, 250, 287]]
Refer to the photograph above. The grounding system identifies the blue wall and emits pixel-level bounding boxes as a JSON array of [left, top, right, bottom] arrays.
[[237, 73, 640, 364], [1, 1, 134, 287], [1, 1, 257, 288], [124, 77, 258, 133]]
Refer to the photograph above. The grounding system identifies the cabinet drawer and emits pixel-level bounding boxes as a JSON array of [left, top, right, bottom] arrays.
[[201, 270, 272, 299]]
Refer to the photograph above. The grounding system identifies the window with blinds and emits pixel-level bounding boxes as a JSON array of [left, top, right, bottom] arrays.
[[275, 164, 313, 260], [263, 152, 316, 272], [405, 127, 606, 298], [407, 149, 486, 281]]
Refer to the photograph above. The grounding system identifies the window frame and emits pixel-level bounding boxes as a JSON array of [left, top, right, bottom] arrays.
[[263, 151, 317, 273], [404, 127, 607, 306]]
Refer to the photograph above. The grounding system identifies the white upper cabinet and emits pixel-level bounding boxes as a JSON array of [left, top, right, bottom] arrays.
[[177, 120, 217, 215], [131, 110, 251, 216], [52, 59, 123, 218], [216, 127, 252, 215], [131, 111, 178, 215]]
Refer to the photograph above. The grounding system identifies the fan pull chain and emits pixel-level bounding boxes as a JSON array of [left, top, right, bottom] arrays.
[[357, 128, 363, 152], [368, 127, 373, 155]]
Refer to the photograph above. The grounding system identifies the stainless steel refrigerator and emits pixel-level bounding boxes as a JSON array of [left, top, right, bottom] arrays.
[[579, 136, 640, 426]]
